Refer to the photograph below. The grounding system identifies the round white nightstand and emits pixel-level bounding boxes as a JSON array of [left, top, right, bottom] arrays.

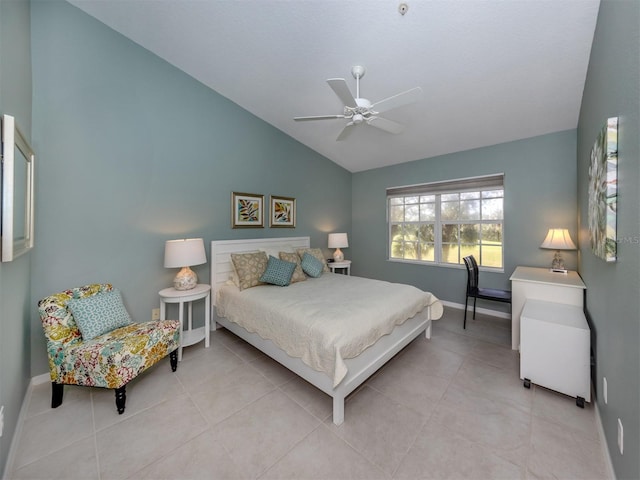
[[159, 283, 211, 361], [329, 260, 351, 276]]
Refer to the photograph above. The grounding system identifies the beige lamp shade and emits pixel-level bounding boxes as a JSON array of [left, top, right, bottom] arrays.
[[328, 233, 348, 262], [164, 238, 207, 290], [540, 229, 577, 250], [540, 229, 576, 272]]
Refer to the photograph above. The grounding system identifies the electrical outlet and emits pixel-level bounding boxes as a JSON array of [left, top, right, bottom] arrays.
[[617, 418, 623, 455], [152, 308, 160, 321], [603, 377, 608, 404], [0, 405, 4, 437]]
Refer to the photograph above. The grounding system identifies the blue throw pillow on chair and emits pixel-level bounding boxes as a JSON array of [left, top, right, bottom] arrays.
[[68, 289, 132, 340]]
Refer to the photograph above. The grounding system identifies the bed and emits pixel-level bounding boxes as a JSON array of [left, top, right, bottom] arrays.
[[210, 236, 443, 425]]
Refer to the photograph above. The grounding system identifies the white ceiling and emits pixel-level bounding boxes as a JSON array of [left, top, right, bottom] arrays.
[[67, 0, 600, 173]]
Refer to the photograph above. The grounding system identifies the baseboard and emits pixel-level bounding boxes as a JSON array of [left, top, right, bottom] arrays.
[[440, 300, 511, 319], [31, 373, 50, 386], [595, 401, 617, 480], [2, 375, 44, 480]]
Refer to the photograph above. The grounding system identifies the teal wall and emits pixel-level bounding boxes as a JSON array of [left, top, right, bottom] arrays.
[[577, 1, 640, 478], [352, 130, 578, 309], [0, 0, 33, 474], [2, 1, 637, 477], [29, 0, 351, 376]]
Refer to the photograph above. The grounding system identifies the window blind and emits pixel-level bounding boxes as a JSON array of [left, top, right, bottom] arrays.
[[386, 173, 504, 197]]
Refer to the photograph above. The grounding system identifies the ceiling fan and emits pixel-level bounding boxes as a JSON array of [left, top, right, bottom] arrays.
[[294, 65, 423, 141]]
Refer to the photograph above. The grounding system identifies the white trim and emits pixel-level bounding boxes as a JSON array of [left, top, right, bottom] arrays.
[[441, 299, 511, 319], [2, 375, 47, 479], [31, 373, 50, 386], [595, 401, 617, 480]]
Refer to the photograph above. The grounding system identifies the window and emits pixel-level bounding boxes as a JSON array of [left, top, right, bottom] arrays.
[[387, 174, 504, 269]]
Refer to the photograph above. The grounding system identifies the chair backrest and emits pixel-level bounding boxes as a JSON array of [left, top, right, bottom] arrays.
[[463, 255, 479, 292], [38, 283, 113, 349]]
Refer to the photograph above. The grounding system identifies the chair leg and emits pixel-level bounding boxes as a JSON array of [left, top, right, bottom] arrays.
[[115, 386, 126, 414], [464, 295, 469, 329], [473, 297, 477, 319], [51, 382, 64, 409], [170, 350, 178, 372]]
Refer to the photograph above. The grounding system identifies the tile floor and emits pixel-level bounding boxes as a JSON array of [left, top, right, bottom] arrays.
[[7, 307, 611, 479]]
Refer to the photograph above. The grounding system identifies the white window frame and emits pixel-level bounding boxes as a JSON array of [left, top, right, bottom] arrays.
[[387, 174, 505, 271]]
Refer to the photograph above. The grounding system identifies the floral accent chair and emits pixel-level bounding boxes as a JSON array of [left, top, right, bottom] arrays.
[[38, 283, 180, 414]]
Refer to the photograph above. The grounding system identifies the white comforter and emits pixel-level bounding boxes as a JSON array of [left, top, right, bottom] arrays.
[[216, 273, 443, 387]]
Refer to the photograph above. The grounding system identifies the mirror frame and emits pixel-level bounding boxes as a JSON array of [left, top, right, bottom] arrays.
[[1, 114, 35, 262]]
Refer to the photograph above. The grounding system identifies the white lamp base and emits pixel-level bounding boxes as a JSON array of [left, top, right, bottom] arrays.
[[333, 248, 344, 262], [174, 266, 198, 290]]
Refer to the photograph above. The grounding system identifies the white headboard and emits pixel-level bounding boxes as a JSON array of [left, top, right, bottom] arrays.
[[210, 236, 311, 306]]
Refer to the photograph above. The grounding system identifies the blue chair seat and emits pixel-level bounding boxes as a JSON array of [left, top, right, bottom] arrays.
[[472, 287, 512, 303]]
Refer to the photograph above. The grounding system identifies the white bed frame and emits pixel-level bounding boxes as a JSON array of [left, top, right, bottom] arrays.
[[210, 236, 433, 425]]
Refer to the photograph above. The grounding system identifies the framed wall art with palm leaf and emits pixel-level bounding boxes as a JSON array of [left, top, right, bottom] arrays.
[[231, 192, 264, 228], [269, 195, 296, 228], [588, 117, 618, 262]]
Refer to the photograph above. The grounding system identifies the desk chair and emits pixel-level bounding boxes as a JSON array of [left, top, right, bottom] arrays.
[[463, 255, 512, 329]]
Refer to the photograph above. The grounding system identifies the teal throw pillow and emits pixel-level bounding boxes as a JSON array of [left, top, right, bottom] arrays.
[[259, 255, 296, 287], [301, 252, 324, 278], [68, 289, 133, 341]]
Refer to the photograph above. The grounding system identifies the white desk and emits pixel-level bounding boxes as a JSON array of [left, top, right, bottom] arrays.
[[509, 266, 586, 350], [159, 284, 211, 361]]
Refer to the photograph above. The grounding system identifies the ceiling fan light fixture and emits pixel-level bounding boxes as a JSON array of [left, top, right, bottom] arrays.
[[293, 65, 422, 141]]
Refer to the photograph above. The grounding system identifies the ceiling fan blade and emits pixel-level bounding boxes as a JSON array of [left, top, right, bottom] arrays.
[[371, 87, 423, 114], [367, 116, 405, 134], [336, 123, 355, 141], [327, 78, 357, 108], [294, 115, 346, 121]]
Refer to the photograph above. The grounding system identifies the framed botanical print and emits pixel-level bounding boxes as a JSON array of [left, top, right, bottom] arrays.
[[588, 117, 618, 262], [269, 195, 296, 228], [231, 192, 264, 228]]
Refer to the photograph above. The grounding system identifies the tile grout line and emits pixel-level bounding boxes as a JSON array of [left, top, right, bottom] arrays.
[[390, 333, 470, 479], [90, 388, 102, 480]]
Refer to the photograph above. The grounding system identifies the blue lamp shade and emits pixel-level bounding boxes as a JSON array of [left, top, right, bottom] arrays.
[[164, 238, 207, 290]]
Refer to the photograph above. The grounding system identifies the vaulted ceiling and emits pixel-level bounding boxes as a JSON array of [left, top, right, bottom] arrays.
[[67, 0, 600, 172]]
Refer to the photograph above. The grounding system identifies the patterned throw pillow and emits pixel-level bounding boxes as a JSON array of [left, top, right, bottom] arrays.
[[278, 251, 307, 283], [259, 255, 297, 286], [231, 251, 269, 290], [301, 252, 324, 278], [296, 248, 330, 273], [67, 289, 133, 341]]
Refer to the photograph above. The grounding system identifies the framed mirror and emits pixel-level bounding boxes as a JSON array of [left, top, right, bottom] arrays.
[[1, 114, 35, 262]]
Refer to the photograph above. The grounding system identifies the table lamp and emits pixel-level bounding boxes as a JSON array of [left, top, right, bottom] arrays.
[[540, 228, 576, 273], [164, 238, 207, 290], [328, 233, 348, 262]]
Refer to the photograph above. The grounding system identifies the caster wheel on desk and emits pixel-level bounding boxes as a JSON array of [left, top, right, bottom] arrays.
[[576, 396, 585, 408], [523, 378, 531, 389]]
